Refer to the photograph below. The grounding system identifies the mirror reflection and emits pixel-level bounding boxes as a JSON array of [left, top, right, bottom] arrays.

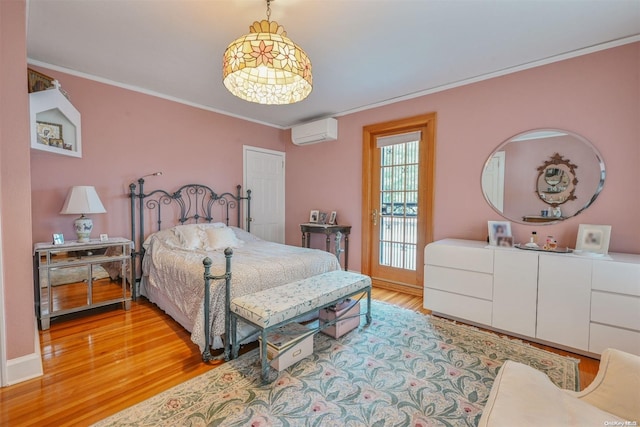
[[482, 129, 605, 224], [536, 153, 577, 211]]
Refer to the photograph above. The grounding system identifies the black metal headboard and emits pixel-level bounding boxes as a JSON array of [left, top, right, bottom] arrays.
[[128, 178, 251, 298]]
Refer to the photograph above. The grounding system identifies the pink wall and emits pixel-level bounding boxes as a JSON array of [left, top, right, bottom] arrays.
[[285, 43, 640, 269], [29, 69, 286, 244], [1, 0, 38, 360]]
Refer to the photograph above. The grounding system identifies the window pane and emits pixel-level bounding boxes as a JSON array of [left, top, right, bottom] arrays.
[[377, 139, 419, 271]]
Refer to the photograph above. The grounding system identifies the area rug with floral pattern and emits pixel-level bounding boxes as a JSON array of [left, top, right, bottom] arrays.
[[94, 300, 579, 427]]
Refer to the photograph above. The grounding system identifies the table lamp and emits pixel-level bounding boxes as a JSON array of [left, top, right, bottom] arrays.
[[60, 186, 106, 242]]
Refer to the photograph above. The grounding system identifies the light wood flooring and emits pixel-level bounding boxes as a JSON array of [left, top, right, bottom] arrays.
[[0, 288, 599, 426]]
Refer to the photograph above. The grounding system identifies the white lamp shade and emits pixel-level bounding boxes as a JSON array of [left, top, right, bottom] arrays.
[[60, 186, 106, 215]]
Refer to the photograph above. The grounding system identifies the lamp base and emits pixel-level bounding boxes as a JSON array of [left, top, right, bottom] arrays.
[[74, 215, 93, 243]]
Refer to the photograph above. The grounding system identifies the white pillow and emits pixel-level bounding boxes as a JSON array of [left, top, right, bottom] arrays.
[[230, 226, 262, 243], [200, 222, 227, 230], [172, 225, 205, 250], [204, 227, 244, 251]]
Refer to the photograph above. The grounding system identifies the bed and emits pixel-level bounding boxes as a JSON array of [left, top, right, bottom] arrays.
[[129, 180, 341, 357]]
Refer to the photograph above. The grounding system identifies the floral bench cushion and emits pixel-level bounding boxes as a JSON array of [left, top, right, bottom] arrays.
[[230, 270, 371, 328]]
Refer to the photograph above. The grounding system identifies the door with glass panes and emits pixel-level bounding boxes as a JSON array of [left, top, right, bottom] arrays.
[[362, 114, 435, 295]]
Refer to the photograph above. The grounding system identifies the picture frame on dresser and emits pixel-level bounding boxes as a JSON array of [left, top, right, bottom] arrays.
[[488, 220, 512, 246], [575, 224, 611, 255]]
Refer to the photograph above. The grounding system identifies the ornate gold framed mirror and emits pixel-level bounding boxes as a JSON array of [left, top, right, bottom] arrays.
[[536, 153, 578, 207]]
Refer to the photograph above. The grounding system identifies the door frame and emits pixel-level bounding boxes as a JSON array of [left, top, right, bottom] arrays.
[[361, 113, 436, 295]]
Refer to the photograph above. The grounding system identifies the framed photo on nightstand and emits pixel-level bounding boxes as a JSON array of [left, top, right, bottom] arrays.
[[52, 233, 64, 245]]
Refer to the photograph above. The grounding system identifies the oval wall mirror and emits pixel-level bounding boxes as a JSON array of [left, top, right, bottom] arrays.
[[481, 129, 605, 224]]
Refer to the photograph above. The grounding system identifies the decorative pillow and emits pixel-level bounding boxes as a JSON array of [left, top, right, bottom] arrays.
[[230, 226, 262, 243], [200, 222, 227, 230], [172, 224, 205, 250], [204, 226, 244, 251]]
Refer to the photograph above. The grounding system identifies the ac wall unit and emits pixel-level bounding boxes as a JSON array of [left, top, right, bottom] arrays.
[[291, 118, 338, 146]]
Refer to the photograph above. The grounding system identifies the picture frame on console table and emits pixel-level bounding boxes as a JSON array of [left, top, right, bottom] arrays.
[[575, 224, 611, 255], [328, 211, 337, 225], [488, 220, 512, 246], [52, 233, 64, 245]]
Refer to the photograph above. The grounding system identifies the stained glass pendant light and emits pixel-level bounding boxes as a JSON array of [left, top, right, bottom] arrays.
[[222, 0, 312, 105]]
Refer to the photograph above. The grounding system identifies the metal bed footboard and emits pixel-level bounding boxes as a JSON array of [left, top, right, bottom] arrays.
[[202, 250, 234, 362]]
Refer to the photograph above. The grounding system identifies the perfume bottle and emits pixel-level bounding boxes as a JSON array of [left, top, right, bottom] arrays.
[[544, 235, 558, 251], [525, 231, 539, 248]]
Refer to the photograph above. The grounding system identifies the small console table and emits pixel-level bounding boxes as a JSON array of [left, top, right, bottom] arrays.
[[300, 223, 351, 270], [33, 237, 132, 329]]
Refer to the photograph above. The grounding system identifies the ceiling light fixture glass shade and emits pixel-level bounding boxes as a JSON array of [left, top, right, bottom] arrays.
[[222, 1, 312, 105]]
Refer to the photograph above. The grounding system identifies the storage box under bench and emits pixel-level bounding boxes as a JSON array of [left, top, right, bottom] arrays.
[[258, 322, 314, 371], [320, 299, 360, 338]]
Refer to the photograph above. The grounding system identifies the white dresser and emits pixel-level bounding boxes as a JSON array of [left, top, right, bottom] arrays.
[[423, 239, 640, 357]]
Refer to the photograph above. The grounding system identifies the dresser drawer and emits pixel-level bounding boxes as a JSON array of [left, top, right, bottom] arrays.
[[592, 260, 640, 296], [425, 241, 493, 273], [424, 288, 492, 326], [424, 265, 493, 300], [591, 291, 640, 331], [589, 323, 640, 356]]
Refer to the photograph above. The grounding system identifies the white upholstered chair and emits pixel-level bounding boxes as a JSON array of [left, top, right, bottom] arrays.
[[479, 348, 640, 426]]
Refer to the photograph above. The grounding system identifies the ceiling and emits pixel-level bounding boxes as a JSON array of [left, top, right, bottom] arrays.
[[26, 0, 640, 129]]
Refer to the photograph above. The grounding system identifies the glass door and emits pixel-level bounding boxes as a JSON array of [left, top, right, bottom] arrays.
[[362, 114, 436, 294]]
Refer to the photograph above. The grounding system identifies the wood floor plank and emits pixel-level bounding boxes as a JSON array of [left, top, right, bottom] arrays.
[[0, 288, 599, 426]]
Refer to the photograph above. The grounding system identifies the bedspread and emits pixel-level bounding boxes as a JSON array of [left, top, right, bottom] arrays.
[[141, 226, 341, 352]]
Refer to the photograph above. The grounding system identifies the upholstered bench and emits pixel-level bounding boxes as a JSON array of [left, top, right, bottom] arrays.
[[229, 270, 372, 382]]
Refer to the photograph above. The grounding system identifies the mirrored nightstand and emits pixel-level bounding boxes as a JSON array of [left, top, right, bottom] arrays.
[[33, 237, 132, 330]]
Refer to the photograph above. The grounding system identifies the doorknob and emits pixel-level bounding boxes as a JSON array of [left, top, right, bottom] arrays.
[[372, 209, 378, 226]]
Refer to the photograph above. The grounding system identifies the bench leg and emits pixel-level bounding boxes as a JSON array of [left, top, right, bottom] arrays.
[[261, 328, 270, 382], [230, 313, 239, 359], [366, 288, 372, 325]]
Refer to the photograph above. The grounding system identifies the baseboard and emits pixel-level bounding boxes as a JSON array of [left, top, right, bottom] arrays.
[[3, 325, 43, 386], [5, 352, 43, 386], [372, 279, 423, 296]]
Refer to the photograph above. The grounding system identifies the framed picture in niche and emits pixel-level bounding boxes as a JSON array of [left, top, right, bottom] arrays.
[[36, 121, 63, 146]]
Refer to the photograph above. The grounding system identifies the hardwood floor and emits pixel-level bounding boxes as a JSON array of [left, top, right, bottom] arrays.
[[0, 288, 599, 426]]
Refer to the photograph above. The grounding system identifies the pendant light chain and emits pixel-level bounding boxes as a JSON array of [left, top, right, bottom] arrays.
[[266, 0, 271, 22]]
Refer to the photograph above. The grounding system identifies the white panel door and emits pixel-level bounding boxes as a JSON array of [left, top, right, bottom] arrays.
[[243, 146, 285, 243]]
